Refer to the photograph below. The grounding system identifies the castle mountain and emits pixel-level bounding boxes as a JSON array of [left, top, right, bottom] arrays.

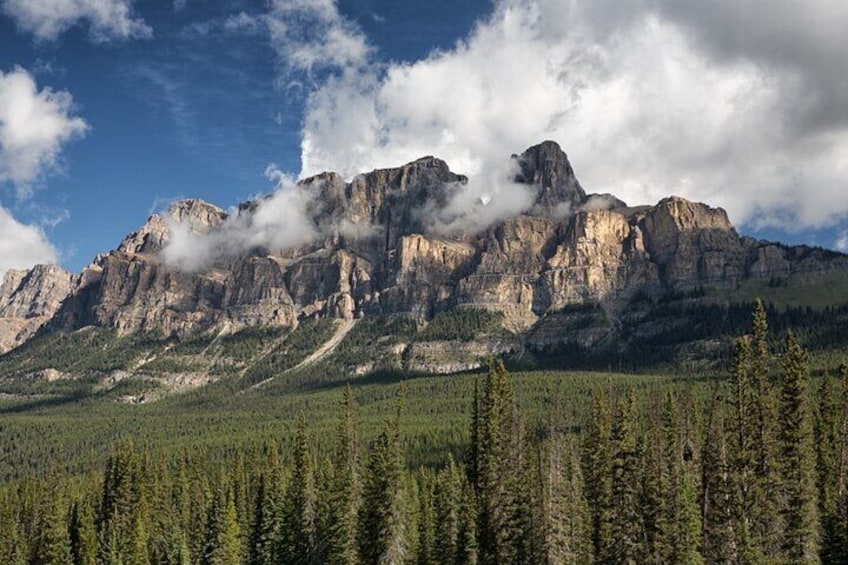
[[1, 141, 846, 374]]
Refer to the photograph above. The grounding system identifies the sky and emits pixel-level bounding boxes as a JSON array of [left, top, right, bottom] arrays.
[[0, 0, 847, 276]]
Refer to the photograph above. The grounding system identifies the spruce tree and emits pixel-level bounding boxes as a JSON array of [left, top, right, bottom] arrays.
[[433, 455, 461, 564], [326, 386, 361, 565], [69, 501, 97, 565], [701, 390, 738, 564], [608, 391, 644, 565], [778, 332, 818, 563], [749, 300, 783, 559], [280, 412, 318, 565], [816, 372, 843, 563], [35, 494, 73, 565], [248, 473, 280, 565], [583, 389, 613, 563], [359, 384, 408, 565]]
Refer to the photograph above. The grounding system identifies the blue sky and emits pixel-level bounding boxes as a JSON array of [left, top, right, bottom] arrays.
[[1, 0, 847, 275]]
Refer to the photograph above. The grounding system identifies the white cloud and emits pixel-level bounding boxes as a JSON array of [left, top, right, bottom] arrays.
[[0, 206, 57, 276], [2, 0, 152, 42], [266, 0, 371, 74], [0, 67, 89, 198], [161, 167, 317, 272], [297, 0, 848, 232]]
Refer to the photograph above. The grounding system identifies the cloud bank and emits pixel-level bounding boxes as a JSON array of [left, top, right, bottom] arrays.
[[2, 0, 151, 41], [296, 0, 848, 232]]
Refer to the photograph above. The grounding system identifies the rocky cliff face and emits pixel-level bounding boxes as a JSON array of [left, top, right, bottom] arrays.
[[1, 140, 847, 358], [0, 265, 74, 352]]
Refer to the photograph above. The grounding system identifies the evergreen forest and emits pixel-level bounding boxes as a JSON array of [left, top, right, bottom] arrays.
[[2, 301, 848, 564]]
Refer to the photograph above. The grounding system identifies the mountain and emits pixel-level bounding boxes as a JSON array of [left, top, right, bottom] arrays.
[[2, 141, 848, 392]]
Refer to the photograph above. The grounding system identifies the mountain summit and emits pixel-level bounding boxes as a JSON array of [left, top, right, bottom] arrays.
[[1, 142, 846, 375]]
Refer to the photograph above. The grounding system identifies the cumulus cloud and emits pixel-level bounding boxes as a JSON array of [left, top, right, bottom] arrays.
[[2, 0, 152, 42], [0, 206, 57, 276], [161, 167, 317, 272], [296, 0, 848, 232], [0, 67, 89, 198]]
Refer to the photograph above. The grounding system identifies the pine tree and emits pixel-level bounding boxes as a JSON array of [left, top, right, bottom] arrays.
[[540, 424, 592, 565], [456, 484, 479, 565], [608, 391, 644, 565], [433, 455, 461, 564], [416, 471, 437, 565], [248, 473, 280, 565], [68, 501, 97, 565], [280, 412, 318, 565], [583, 389, 613, 563], [35, 494, 73, 565], [326, 386, 361, 565], [749, 300, 783, 559], [778, 332, 818, 563], [701, 390, 738, 564], [0, 495, 27, 565], [474, 360, 519, 565], [202, 483, 242, 565], [359, 384, 408, 565], [815, 372, 843, 563]]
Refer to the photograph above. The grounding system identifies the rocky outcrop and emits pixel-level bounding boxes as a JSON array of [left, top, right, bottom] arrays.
[[0, 265, 74, 352], [2, 141, 848, 360]]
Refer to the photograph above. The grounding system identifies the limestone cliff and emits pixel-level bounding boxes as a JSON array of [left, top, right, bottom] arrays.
[[1, 141, 847, 363]]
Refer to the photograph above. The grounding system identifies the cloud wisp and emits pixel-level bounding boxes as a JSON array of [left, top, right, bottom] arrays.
[[161, 168, 317, 273], [2, 0, 152, 42]]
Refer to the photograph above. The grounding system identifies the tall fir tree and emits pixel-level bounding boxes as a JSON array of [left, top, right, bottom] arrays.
[[359, 384, 409, 565], [584, 389, 614, 563], [326, 386, 361, 565], [749, 300, 783, 559], [608, 391, 644, 565], [701, 389, 739, 564], [280, 412, 318, 565], [778, 332, 819, 563]]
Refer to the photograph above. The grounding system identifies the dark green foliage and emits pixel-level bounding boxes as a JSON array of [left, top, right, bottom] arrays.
[[2, 301, 848, 564], [419, 308, 506, 342], [778, 332, 819, 562]]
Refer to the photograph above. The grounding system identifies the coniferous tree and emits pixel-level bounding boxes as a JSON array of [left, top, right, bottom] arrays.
[[778, 332, 818, 562], [608, 391, 644, 565], [701, 390, 738, 564], [474, 360, 518, 565], [248, 473, 280, 565], [35, 494, 73, 565], [68, 501, 97, 565], [0, 496, 27, 565], [416, 471, 437, 565], [584, 389, 613, 562], [540, 425, 592, 565], [326, 386, 361, 565], [280, 412, 318, 565], [749, 300, 783, 559], [456, 484, 479, 565], [359, 384, 408, 565], [433, 455, 462, 564], [816, 372, 843, 563], [202, 483, 242, 565]]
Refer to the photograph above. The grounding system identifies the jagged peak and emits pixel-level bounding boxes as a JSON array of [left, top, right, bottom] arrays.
[[513, 140, 587, 213]]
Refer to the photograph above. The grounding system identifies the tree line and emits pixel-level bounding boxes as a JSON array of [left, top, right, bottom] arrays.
[[2, 301, 848, 564]]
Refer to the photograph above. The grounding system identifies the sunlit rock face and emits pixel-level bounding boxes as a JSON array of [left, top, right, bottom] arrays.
[[1, 141, 847, 356]]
